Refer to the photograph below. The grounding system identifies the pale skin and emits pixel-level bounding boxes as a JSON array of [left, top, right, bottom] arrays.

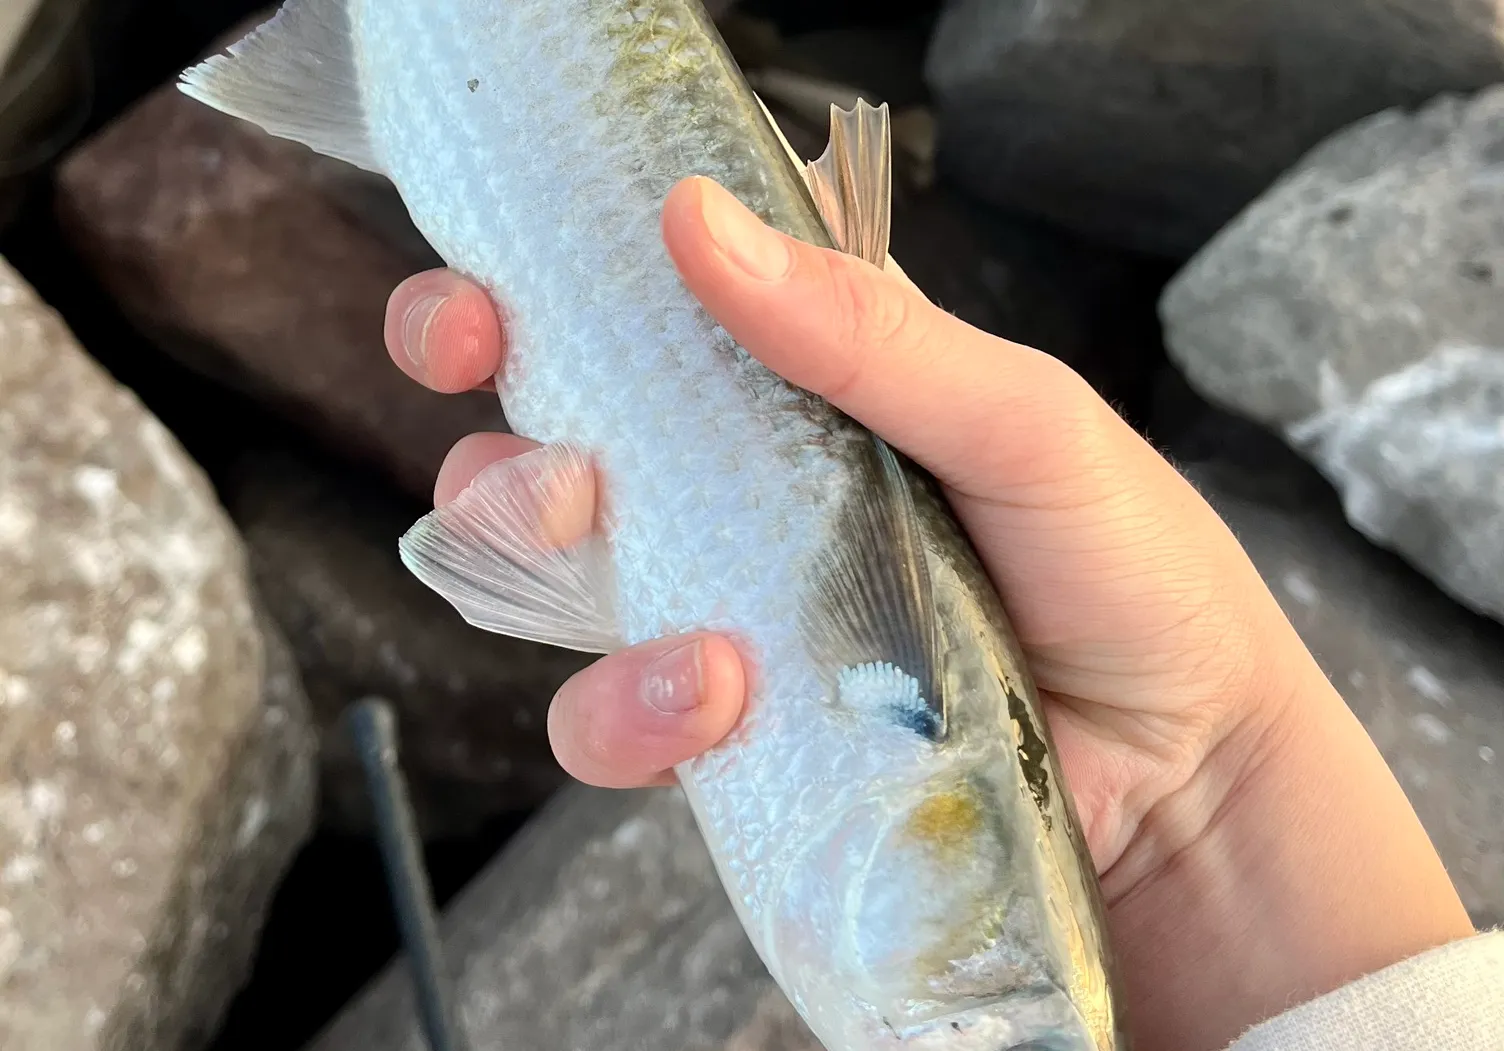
[[384, 176, 1475, 1051]]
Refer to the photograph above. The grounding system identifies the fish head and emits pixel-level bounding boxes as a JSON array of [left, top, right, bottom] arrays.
[[764, 754, 1112, 1051]]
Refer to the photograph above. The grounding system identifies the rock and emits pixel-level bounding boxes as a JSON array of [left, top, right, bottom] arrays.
[[222, 449, 591, 839], [0, 257, 318, 1049], [925, 0, 1504, 257], [765, 27, 931, 110], [1157, 385, 1504, 928], [1161, 88, 1504, 624], [888, 189, 1171, 420], [52, 18, 503, 502], [308, 785, 819, 1051]]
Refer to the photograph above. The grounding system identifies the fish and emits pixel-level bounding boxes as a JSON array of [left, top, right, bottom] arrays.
[[178, 3, 1126, 1048]]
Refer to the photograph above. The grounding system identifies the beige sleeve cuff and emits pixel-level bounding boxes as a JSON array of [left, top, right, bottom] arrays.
[[1225, 930, 1504, 1051]]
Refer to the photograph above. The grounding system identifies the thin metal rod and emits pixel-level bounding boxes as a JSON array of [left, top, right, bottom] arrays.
[[346, 697, 470, 1051]]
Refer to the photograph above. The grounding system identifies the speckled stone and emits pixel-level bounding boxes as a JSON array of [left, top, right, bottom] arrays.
[[0, 256, 317, 1050], [1162, 88, 1504, 625], [308, 786, 819, 1051], [223, 449, 591, 839]]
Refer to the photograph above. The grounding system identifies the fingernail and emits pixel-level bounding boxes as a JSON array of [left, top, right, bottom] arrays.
[[401, 294, 447, 372], [641, 640, 705, 714], [698, 181, 792, 281]]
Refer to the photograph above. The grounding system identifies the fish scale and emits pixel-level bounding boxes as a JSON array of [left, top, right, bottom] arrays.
[[179, 2, 1124, 1048]]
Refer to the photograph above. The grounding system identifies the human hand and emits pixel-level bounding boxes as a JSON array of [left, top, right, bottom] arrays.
[[384, 177, 1473, 1050]]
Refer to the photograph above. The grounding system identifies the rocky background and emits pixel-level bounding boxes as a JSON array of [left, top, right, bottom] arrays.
[[0, 1, 1500, 1049]]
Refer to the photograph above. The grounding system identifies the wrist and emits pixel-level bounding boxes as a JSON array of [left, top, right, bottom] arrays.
[[1105, 661, 1474, 1050]]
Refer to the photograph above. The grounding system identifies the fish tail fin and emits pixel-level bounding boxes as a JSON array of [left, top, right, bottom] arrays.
[[178, 0, 383, 175]]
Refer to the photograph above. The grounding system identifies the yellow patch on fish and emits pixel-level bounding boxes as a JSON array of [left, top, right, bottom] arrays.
[[906, 788, 983, 859], [899, 783, 1018, 997]]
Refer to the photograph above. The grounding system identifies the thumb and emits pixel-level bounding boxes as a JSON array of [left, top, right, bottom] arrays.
[[660, 176, 1122, 501]]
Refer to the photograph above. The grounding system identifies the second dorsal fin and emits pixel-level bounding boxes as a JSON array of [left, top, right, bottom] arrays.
[[804, 99, 893, 267], [755, 92, 913, 287], [178, 0, 383, 175]]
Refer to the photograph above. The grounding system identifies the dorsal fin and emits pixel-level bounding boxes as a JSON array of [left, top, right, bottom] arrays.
[[754, 92, 917, 289], [178, 0, 383, 175], [804, 99, 892, 266]]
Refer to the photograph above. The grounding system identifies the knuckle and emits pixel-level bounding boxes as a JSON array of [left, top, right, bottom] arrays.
[[1037, 359, 1118, 455], [975, 354, 1132, 506], [823, 256, 916, 374]]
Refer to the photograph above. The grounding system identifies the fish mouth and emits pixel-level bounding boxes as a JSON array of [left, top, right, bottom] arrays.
[[885, 985, 1106, 1051]]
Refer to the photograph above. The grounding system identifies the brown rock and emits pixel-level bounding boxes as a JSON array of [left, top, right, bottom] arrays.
[[308, 785, 819, 1051], [223, 449, 591, 839], [0, 256, 318, 1050], [52, 21, 501, 501]]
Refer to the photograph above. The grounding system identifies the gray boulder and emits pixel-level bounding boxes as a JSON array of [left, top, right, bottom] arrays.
[[1162, 87, 1504, 624], [0, 257, 318, 1049], [925, 0, 1504, 256], [307, 785, 818, 1051]]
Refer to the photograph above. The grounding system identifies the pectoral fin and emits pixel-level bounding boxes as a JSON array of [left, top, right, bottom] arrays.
[[398, 443, 624, 654], [804, 442, 945, 741], [178, 0, 383, 175]]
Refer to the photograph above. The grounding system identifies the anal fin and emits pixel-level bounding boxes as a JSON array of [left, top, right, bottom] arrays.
[[178, 0, 383, 175], [398, 443, 624, 655]]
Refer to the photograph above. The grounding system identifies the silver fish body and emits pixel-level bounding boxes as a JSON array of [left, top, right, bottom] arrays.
[[180, 3, 1124, 1048]]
